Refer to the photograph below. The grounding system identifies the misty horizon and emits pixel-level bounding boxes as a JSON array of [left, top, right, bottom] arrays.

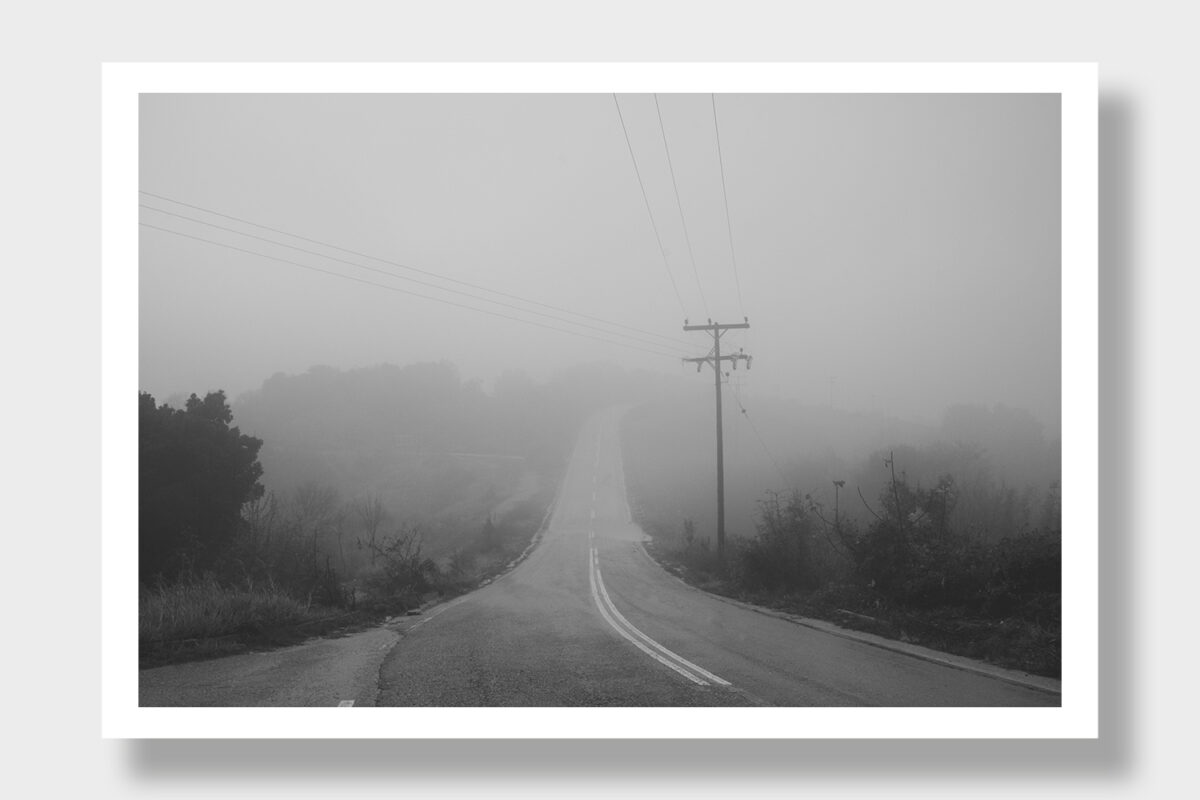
[[139, 92, 1061, 435], [147, 357, 1060, 443]]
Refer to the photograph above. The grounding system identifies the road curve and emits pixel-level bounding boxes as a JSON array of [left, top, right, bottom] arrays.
[[376, 408, 1059, 707]]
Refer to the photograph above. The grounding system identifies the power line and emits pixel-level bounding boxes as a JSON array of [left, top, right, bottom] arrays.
[[654, 94, 709, 319], [711, 94, 745, 317], [729, 380, 788, 487], [611, 94, 689, 321], [140, 221, 685, 360], [140, 203, 691, 356], [139, 190, 691, 349]]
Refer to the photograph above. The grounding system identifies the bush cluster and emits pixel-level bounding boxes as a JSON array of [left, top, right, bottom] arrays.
[[666, 470, 1060, 639]]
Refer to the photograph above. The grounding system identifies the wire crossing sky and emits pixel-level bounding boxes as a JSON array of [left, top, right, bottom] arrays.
[[139, 221, 686, 359], [653, 93, 710, 319], [140, 93, 1060, 432], [139, 199, 693, 355], [612, 93, 690, 321], [711, 94, 746, 318], [141, 190, 691, 349]]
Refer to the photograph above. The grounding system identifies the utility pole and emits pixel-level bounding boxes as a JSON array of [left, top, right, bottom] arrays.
[[683, 318, 751, 561]]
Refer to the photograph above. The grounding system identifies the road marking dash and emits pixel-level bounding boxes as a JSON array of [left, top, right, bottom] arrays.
[[338, 700, 355, 707], [407, 597, 468, 631]]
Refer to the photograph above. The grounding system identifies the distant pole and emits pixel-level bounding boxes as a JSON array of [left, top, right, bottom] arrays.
[[833, 480, 845, 534], [684, 318, 751, 561], [714, 330, 724, 560]]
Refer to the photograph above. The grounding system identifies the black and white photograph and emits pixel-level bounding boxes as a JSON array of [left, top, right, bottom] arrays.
[[18, 0, 1200, 795], [128, 81, 1072, 714]]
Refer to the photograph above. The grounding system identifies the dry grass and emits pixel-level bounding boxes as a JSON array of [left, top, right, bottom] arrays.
[[139, 578, 320, 644]]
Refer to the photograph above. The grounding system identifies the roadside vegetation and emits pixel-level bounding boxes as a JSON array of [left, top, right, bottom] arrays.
[[623, 402, 1062, 678], [139, 388, 558, 667], [138, 484, 557, 667], [139, 579, 332, 664], [139, 361, 664, 667]]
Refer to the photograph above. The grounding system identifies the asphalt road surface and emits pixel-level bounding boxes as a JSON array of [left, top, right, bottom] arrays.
[[139, 625, 398, 707], [140, 407, 1060, 707], [373, 408, 1058, 707]]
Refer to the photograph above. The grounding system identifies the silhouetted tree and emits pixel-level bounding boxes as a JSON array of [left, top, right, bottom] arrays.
[[139, 390, 264, 583]]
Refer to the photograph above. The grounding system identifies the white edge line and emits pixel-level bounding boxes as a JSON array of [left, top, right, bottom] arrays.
[[407, 597, 468, 631]]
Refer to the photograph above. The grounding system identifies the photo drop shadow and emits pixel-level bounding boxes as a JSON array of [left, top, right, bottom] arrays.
[[124, 92, 1137, 783]]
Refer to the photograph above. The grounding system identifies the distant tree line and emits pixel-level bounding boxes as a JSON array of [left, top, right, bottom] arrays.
[[233, 360, 674, 474]]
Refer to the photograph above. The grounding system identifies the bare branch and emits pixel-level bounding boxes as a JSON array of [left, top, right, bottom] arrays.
[[804, 497, 853, 558], [858, 485, 884, 522]]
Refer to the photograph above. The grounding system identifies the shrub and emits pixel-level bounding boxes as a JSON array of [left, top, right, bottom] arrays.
[[982, 529, 1062, 620], [736, 492, 823, 592], [361, 530, 441, 607]]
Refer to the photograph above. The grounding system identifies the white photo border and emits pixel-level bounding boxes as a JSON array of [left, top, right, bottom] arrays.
[[102, 62, 1097, 738]]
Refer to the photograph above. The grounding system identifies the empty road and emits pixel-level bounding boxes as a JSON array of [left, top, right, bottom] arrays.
[[374, 408, 1059, 707], [141, 407, 1059, 707]]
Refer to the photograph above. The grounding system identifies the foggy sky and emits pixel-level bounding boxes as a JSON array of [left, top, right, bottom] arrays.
[[139, 93, 1060, 433]]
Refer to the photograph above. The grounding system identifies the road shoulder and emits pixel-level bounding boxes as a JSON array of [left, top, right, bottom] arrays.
[[636, 540, 1062, 697]]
